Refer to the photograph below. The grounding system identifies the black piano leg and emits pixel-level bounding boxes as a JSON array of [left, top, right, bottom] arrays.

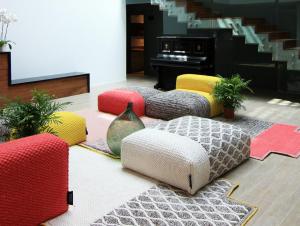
[[154, 83, 161, 90]]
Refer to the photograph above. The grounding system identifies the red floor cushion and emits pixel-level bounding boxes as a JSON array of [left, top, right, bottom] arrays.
[[0, 133, 69, 226], [98, 89, 145, 117]]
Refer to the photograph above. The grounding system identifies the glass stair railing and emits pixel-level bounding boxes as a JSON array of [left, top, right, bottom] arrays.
[[150, 0, 300, 71]]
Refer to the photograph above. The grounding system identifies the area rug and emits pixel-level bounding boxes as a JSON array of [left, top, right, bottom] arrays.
[[91, 179, 257, 226], [215, 115, 274, 138], [76, 109, 163, 158], [250, 124, 300, 160], [76, 110, 300, 161], [77, 109, 273, 159]]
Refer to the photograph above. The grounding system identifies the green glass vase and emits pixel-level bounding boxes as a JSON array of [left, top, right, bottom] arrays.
[[107, 102, 145, 157]]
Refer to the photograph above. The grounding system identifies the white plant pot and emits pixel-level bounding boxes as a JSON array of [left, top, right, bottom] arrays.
[[0, 44, 10, 52]]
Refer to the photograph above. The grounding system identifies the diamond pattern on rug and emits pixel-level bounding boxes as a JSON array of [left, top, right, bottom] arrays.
[[154, 116, 250, 181], [215, 116, 273, 138], [91, 179, 256, 226]]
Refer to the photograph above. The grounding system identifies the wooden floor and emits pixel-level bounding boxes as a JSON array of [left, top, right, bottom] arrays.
[[57, 75, 300, 226]]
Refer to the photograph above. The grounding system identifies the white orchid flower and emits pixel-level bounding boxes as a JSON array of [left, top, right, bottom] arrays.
[[0, 9, 18, 43]]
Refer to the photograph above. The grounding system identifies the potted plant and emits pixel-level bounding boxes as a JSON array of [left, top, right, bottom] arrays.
[[213, 74, 253, 119], [0, 9, 17, 52], [0, 90, 71, 140]]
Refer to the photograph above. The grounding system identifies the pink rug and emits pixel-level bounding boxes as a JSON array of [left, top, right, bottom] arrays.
[[250, 124, 300, 160], [76, 109, 162, 158]]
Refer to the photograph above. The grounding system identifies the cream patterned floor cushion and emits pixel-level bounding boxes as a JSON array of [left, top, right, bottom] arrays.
[[121, 128, 210, 195], [121, 116, 251, 194]]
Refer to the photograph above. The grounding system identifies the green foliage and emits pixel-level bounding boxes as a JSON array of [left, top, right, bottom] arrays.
[[0, 40, 14, 49], [213, 74, 253, 110], [0, 90, 71, 140]]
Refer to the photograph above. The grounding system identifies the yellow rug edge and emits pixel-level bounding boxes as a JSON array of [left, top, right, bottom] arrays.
[[77, 143, 120, 160], [223, 178, 258, 226]]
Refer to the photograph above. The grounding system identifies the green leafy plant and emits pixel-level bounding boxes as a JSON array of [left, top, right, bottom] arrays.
[[0, 40, 14, 49], [0, 90, 71, 140], [213, 74, 253, 110]]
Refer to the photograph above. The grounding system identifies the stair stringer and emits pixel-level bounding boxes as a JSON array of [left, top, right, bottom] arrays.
[[151, 0, 300, 71]]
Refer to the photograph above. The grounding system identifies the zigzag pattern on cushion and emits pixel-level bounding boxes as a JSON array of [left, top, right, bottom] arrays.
[[154, 116, 251, 181]]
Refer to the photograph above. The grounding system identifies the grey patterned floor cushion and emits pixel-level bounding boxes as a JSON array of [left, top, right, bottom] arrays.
[[146, 90, 210, 120], [121, 116, 250, 194], [154, 116, 251, 181], [124, 87, 163, 102]]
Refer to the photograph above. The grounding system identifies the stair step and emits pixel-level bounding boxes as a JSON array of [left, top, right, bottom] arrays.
[[259, 31, 290, 41], [272, 39, 299, 49], [243, 17, 266, 26], [197, 16, 242, 20], [175, 0, 203, 7], [287, 47, 300, 59], [255, 24, 277, 33]]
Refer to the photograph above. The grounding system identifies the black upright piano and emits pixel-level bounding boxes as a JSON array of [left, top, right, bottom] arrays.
[[151, 36, 215, 90]]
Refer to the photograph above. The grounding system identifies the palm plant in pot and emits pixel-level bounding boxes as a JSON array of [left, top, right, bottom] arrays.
[[0, 90, 71, 140], [213, 74, 253, 119]]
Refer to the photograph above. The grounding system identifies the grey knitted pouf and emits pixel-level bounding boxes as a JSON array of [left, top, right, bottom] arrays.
[[125, 87, 163, 102], [146, 90, 210, 120]]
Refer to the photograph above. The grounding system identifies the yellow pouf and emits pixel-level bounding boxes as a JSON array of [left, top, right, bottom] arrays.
[[49, 111, 86, 146], [176, 74, 223, 117]]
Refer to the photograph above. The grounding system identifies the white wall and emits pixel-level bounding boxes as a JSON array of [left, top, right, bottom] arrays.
[[1, 0, 126, 87]]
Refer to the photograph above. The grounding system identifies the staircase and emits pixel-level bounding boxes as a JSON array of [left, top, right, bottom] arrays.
[[150, 0, 300, 81]]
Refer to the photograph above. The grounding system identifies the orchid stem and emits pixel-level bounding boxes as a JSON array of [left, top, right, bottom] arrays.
[[4, 23, 9, 41], [1, 22, 4, 40]]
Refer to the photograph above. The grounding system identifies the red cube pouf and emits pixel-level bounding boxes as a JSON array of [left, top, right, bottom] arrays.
[[0, 134, 69, 226], [98, 89, 145, 117]]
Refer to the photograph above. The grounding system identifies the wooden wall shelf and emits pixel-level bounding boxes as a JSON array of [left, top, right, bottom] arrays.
[[0, 52, 90, 107]]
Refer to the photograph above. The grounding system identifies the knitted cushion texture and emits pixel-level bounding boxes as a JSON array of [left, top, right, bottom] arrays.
[[49, 111, 87, 146], [176, 74, 221, 94], [176, 74, 223, 117], [122, 128, 210, 194], [0, 133, 69, 226], [145, 90, 210, 120], [122, 116, 251, 194], [98, 89, 145, 117]]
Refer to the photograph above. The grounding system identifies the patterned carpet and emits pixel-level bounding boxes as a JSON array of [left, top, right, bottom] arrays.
[[215, 116, 273, 138], [91, 179, 257, 226], [80, 112, 273, 159]]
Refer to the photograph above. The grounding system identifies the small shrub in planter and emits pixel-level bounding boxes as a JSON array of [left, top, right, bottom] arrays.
[[0, 90, 71, 140], [213, 74, 253, 119]]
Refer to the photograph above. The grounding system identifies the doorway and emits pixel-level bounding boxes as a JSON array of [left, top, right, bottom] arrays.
[[126, 4, 163, 77]]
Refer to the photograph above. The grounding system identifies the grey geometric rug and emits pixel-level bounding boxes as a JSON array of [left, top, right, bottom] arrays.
[[91, 179, 257, 226], [215, 115, 273, 138], [82, 116, 273, 158]]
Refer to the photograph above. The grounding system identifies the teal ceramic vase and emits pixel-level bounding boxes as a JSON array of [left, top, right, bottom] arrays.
[[107, 102, 145, 156]]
